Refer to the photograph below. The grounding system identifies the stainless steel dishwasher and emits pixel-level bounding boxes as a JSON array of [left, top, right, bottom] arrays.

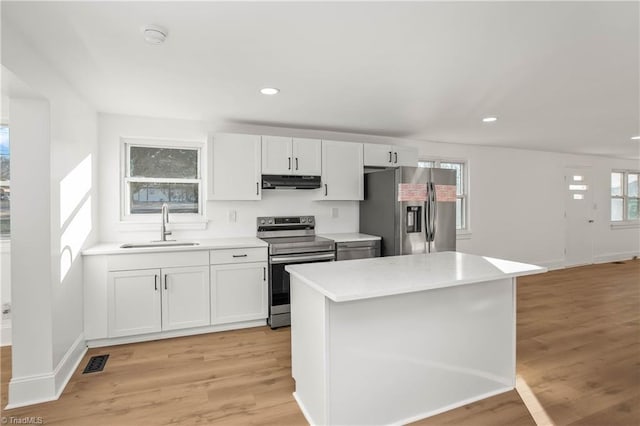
[[335, 240, 381, 261]]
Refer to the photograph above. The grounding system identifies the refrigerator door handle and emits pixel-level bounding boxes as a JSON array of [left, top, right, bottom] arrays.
[[430, 182, 437, 242], [424, 200, 431, 242]]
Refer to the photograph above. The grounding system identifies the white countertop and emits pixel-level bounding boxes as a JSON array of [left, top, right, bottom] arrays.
[[319, 233, 381, 243], [286, 251, 547, 302], [82, 237, 267, 256]]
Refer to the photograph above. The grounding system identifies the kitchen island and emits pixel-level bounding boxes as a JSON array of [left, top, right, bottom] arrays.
[[286, 251, 546, 425]]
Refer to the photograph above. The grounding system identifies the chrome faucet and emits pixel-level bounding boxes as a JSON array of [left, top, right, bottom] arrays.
[[160, 203, 172, 241]]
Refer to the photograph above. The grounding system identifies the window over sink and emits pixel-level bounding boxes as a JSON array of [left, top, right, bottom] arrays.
[[122, 139, 203, 219]]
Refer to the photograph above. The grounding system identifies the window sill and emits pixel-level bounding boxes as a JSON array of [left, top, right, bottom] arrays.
[[456, 230, 472, 240], [610, 222, 640, 230], [118, 219, 209, 232]]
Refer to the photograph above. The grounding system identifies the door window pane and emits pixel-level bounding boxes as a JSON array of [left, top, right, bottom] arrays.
[[130, 146, 198, 179], [628, 198, 639, 220], [628, 174, 638, 197], [611, 172, 623, 196], [611, 198, 624, 221], [129, 182, 199, 214]]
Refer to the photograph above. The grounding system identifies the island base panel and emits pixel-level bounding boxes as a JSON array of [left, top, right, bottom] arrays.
[[291, 276, 516, 425]]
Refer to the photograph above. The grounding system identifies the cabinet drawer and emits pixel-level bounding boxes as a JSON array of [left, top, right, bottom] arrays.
[[108, 251, 209, 271], [210, 247, 267, 264]]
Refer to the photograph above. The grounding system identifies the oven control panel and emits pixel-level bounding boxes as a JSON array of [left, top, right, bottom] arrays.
[[257, 216, 315, 226]]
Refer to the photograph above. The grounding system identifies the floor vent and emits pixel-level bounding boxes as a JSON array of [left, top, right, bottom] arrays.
[[83, 354, 109, 374], [612, 261, 625, 265]]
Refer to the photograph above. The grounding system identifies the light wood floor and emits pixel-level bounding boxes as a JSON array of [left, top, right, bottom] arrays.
[[1, 260, 638, 425]]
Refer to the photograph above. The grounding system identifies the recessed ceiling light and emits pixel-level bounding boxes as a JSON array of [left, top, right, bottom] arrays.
[[142, 25, 168, 45], [260, 87, 280, 95], [482, 116, 498, 123], [631, 136, 640, 140]]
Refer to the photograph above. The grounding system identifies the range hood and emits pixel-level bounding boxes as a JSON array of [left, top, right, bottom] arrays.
[[262, 175, 322, 190]]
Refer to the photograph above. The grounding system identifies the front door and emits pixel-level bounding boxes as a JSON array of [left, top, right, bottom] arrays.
[[564, 168, 594, 267]]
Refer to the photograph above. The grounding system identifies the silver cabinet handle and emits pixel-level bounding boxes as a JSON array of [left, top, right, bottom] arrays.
[[388, 151, 393, 163], [394, 152, 398, 164], [164, 274, 168, 290], [288, 157, 291, 170], [154, 274, 158, 291], [263, 267, 266, 281], [324, 184, 328, 196], [256, 182, 259, 195], [233, 254, 248, 258], [295, 157, 299, 170]]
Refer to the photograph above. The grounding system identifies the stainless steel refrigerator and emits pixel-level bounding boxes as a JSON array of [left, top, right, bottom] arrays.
[[359, 166, 457, 256]]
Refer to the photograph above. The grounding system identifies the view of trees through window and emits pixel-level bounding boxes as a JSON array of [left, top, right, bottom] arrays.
[[126, 144, 201, 215], [0, 125, 9, 237], [611, 171, 639, 221]]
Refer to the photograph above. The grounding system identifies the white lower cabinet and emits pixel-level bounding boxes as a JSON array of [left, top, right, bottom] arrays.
[[86, 246, 268, 344], [210, 262, 268, 325], [162, 266, 211, 331], [107, 265, 210, 338], [108, 269, 162, 337]]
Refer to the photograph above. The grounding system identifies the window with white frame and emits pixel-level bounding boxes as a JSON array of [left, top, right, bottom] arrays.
[[418, 159, 468, 230], [123, 141, 202, 217], [0, 125, 9, 238], [611, 170, 639, 222]]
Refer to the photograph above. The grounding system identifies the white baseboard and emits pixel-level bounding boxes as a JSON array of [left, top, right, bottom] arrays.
[[54, 333, 87, 397], [86, 319, 266, 348], [1, 322, 11, 347], [594, 252, 639, 264], [6, 333, 86, 409]]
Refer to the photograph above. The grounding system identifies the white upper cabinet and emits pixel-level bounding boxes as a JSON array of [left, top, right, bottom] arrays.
[[319, 140, 363, 201], [262, 136, 321, 175], [208, 133, 262, 200], [363, 143, 418, 167], [292, 138, 322, 175], [261, 136, 292, 174], [393, 146, 419, 167]]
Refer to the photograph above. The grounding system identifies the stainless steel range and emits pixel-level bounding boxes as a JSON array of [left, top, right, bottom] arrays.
[[257, 216, 335, 328]]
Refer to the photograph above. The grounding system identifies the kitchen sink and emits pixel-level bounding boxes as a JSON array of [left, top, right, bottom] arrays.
[[120, 241, 200, 249]]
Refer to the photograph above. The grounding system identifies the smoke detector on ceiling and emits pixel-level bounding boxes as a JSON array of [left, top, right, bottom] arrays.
[[142, 25, 168, 45]]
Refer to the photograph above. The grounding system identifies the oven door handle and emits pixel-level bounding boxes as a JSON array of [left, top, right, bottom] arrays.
[[270, 253, 335, 264]]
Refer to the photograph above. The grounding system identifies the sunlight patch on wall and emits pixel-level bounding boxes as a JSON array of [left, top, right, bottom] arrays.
[[59, 154, 93, 283], [60, 196, 91, 282], [60, 154, 91, 227]]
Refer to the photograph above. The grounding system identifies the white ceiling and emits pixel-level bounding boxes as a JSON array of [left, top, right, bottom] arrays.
[[2, 1, 639, 159]]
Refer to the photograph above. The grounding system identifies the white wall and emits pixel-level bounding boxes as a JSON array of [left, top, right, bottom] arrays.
[[408, 140, 640, 266], [2, 20, 98, 407], [99, 114, 639, 268], [98, 114, 358, 243]]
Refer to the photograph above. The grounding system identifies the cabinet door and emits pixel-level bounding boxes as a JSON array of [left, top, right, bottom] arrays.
[[108, 269, 161, 337], [208, 133, 261, 200], [393, 146, 418, 167], [292, 138, 322, 175], [162, 266, 210, 331], [210, 262, 268, 325], [320, 141, 364, 200], [262, 135, 293, 174], [363, 143, 393, 167]]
